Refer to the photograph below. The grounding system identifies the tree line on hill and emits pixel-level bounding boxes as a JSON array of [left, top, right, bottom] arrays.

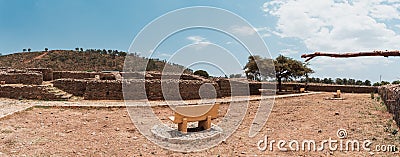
[[21, 47, 130, 57]]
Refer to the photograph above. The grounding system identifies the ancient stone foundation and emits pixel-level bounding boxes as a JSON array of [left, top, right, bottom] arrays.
[[27, 68, 53, 81], [53, 71, 102, 79], [379, 85, 400, 126], [0, 85, 70, 100], [0, 72, 43, 85], [280, 83, 377, 93]]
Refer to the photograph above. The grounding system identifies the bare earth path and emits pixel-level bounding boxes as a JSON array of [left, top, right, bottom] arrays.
[[0, 93, 399, 156], [0, 100, 34, 120]]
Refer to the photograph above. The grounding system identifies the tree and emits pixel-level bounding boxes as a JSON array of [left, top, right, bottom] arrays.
[[335, 78, 343, 85], [75, 47, 79, 51], [355, 80, 363, 85], [28, 48, 31, 52], [374, 81, 390, 86], [145, 59, 156, 71], [275, 55, 313, 91], [328, 78, 333, 84], [342, 78, 348, 85], [194, 70, 209, 78], [373, 82, 381, 86], [392, 80, 400, 84], [44, 48, 48, 52], [229, 74, 242, 78], [23, 49, 27, 52], [244, 56, 262, 81], [245, 55, 313, 91], [364, 80, 371, 86], [80, 48, 83, 52], [118, 51, 127, 56], [381, 81, 390, 85]]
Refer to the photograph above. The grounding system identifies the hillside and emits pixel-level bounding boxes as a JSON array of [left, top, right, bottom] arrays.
[[0, 50, 190, 72]]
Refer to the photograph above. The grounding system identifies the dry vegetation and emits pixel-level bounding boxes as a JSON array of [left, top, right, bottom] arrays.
[[0, 50, 188, 72]]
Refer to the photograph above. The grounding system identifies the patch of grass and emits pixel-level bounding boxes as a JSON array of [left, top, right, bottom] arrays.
[[34, 106, 51, 109], [375, 103, 387, 111], [24, 106, 34, 111], [370, 92, 375, 99]]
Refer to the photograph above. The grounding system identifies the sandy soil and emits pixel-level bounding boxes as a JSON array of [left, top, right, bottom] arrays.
[[0, 93, 399, 156]]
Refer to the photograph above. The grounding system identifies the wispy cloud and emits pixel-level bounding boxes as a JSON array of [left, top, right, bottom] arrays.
[[186, 36, 212, 49], [279, 48, 299, 56], [230, 25, 257, 36]]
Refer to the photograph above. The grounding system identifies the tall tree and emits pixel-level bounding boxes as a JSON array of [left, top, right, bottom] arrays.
[[244, 56, 275, 81], [364, 80, 371, 86], [244, 55, 313, 91], [28, 48, 31, 52], [274, 55, 313, 91]]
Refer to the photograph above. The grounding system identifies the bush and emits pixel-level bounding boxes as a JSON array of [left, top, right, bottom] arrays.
[[194, 70, 209, 78]]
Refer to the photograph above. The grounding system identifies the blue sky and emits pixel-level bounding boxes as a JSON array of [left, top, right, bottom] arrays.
[[1, 0, 400, 82]]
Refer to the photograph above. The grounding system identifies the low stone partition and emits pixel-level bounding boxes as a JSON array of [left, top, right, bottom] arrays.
[[84, 80, 123, 100], [53, 79, 88, 96], [27, 68, 53, 81], [53, 71, 102, 79], [379, 85, 400, 126], [0, 72, 43, 85], [0, 85, 64, 100], [281, 83, 378, 93], [84, 79, 218, 100]]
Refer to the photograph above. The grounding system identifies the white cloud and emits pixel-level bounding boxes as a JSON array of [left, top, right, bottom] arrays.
[[186, 36, 212, 49], [255, 27, 281, 38], [263, 0, 400, 52], [311, 56, 394, 72], [279, 48, 299, 56], [230, 25, 257, 36]]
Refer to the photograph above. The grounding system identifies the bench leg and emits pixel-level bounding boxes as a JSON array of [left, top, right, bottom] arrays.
[[178, 118, 188, 133], [199, 116, 212, 130]]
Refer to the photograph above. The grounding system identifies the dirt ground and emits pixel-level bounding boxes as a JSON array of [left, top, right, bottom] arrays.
[[0, 93, 399, 156]]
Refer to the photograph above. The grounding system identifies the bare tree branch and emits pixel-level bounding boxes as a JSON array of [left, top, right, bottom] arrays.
[[301, 50, 400, 62]]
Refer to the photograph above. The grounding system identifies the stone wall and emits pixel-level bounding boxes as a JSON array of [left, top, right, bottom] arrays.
[[0, 85, 63, 100], [281, 83, 378, 93], [27, 68, 53, 81], [379, 85, 400, 126], [53, 79, 87, 96], [53, 71, 102, 79], [120, 72, 204, 80], [0, 72, 43, 85], [84, 80, 123, 100], [83, 79, 219, 100]]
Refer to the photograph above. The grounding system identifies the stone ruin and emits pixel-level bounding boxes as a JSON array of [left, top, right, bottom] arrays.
[[0, 67, 379, 101], [379, 85, 400, 127], [0, 68, 262, 101]]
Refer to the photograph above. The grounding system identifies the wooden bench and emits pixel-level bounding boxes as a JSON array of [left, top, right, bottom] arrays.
[[170, 104, 219, 133]]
